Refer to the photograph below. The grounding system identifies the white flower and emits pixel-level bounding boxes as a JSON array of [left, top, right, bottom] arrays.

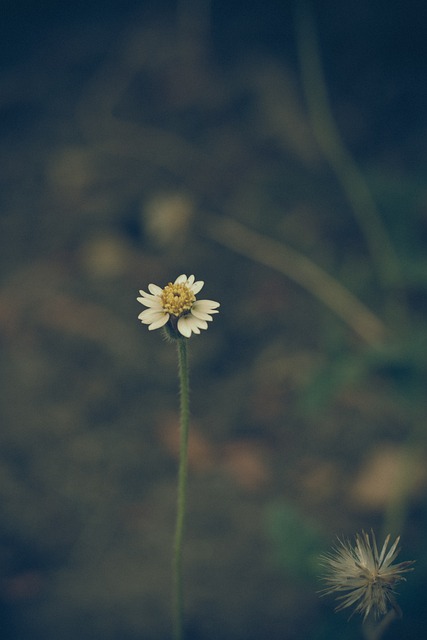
[[137, 274, 220, 338], [320, 530, 414, 621]]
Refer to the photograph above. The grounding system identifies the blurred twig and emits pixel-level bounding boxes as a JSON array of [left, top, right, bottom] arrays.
[[204, 214, 387, 345], [295, 2, 403, 294]]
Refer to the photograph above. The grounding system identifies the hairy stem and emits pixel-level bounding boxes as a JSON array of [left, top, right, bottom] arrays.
[[173, 339, 190, 640]]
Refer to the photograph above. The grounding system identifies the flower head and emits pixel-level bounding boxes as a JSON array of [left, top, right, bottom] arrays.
[[137, 274, 220, 338], [320, 530, 414, 620]]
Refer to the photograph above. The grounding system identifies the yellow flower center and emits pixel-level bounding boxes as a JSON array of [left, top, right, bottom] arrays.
[[161, 282, 195, 317]]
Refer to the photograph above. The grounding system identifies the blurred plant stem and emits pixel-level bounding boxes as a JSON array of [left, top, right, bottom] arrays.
[[363, 606, 402, 640], [294, 2, 422, 543], [173, 339, 190, 640], [205, 213, 387, 345], [295, 1, 405, 319]]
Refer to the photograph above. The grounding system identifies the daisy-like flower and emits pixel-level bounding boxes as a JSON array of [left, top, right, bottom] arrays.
[[320, 530, 414, 621], [137, 274, 220, 338]]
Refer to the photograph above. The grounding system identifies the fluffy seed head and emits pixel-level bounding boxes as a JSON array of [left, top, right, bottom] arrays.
[[320, 530, 414, 621]]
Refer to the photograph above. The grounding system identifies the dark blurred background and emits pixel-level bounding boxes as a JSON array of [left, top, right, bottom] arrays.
[[1, 1, 426, 638]]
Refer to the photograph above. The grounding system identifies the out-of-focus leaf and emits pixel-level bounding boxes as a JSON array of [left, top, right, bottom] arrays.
[[265, 502, 325, 580], [299, 351, 369, 412], [300, 327, 427, 412]]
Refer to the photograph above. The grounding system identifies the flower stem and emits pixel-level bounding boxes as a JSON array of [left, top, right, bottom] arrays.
[[363, 605, 402, 640], [173, 338, 190, 640]]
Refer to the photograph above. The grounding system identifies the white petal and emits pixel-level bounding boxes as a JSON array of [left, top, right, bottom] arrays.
[[177, 315, 192, 337], [186, 275, 195, 286], [148, 283, 163, 296], [138, 308, 164, 320], [139, 309, 168, 323], [174, 274, 187, 284], [187, 314, 208, 330], [181, 316, 201, 334], [177, 314, 207, 337], [191, 309, 213, 321], [194, 299, 220, 310], [148, 314, 170, 330], [195, 318, 208, 330], [138, 289, 158, 299], [192, 300, 219, 316], [137, 297, 163, 309], [190, 280, 204, 295]]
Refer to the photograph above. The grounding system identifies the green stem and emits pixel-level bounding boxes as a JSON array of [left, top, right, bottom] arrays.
[[173, 338, 190, 640]]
